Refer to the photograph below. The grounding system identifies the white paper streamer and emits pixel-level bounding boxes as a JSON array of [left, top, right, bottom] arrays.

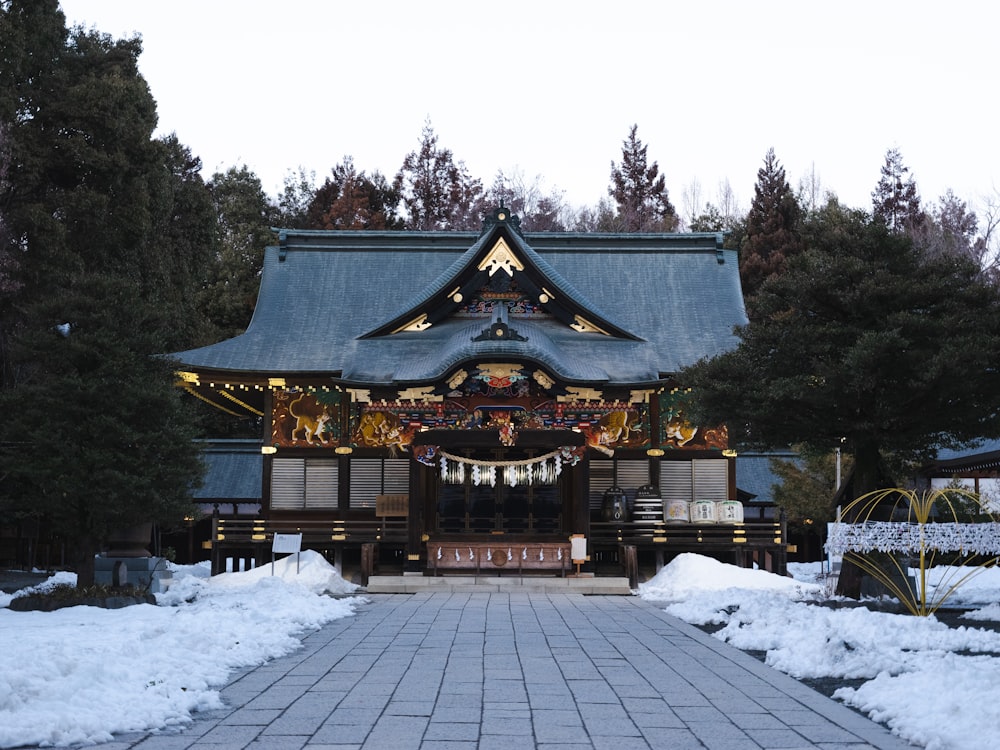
[[826, 522, 1000, 555]]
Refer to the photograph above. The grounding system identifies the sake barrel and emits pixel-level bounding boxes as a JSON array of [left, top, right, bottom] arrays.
[[632, 495, 663, 525], [690, 499, 717, 524], [664, 498, 690, 524], [716, 499, 744, 524]]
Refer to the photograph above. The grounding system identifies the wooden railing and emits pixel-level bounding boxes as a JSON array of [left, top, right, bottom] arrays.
[[589, 519, 785, 548], [210, 516, 408, 575]]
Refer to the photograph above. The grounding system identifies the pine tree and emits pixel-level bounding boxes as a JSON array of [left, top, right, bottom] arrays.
[[608, 124, 678, 232], [872, 147, 924, 234], [740, 148, 803, 300]]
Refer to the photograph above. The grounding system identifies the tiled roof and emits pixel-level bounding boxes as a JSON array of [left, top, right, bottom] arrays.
[[171, 222, 747, 385], [194, 440, 262, 500]]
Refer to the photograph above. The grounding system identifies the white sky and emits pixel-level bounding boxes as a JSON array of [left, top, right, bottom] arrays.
[[59, 0, 998, 218]]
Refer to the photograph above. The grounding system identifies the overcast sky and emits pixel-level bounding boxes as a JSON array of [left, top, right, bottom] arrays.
[[59, 0, 997, 220]]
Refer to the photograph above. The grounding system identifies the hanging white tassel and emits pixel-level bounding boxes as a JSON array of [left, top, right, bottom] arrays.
[[554, 454, 563, 476], [508, 547, 512, 559], [457, 462, 465, 484], [487, 548, 492, 561], [440, 455, 448, 481], [468, 547, 474, 561], [437, 547, 442, 560], [472, 464, 480, 486], [487, 465, 496, 487], [557, 548, 563, 561], [522, 547, 527, 560], [455, 548, 460, 562], [539, 548, 544, 561]]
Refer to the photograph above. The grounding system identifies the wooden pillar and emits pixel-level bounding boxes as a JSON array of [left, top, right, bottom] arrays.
[[405, 460, 424, 572]]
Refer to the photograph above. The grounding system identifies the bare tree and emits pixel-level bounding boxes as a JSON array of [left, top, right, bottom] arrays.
[[680, 178, 703, 231]]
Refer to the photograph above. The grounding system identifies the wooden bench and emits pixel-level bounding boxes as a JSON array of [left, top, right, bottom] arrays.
[[429, 540, 571, 577]]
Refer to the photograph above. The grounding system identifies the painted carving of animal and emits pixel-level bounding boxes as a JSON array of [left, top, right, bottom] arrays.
[[585, 410, 639, 456], [354, 411, 415, 452], [289, 394, 332, 445], [664, 415, 698, 447]]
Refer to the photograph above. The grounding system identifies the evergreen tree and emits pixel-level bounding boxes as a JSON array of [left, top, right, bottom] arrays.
[[145, 134, 219, 350], [275, 167, 317, 229], [681, 201, 1000, 591], [0, 2, 207, 583], [608, 124, 678, 232], [872, 147, 924, 234], [200, 166, 275, 339], [739, 148, 803, 299], [770, 445, 851, 528], [915, 189, 985, 268], [0, 275, 204, 586], [395, 119, 484, 230]]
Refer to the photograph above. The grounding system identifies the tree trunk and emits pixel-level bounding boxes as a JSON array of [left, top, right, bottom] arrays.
[[835, 440, 883, 598]]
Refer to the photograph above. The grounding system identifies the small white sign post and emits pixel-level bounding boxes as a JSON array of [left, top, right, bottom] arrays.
[[272, 533, 303, 575]]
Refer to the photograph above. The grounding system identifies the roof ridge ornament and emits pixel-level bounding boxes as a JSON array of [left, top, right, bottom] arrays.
[[480, 204, 523, 237], [473, 302, 527, 341]]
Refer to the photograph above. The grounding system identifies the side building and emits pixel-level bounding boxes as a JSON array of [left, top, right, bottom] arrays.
[[171, 208, 786, 580]]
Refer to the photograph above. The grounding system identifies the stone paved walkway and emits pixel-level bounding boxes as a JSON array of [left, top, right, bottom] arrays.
[[95, 593, 913, 750]]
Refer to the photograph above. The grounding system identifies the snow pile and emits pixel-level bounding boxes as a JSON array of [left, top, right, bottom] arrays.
[[640, 553, 1000, 750], [0, 552, 364, 748], [638, 552, 824, 624]]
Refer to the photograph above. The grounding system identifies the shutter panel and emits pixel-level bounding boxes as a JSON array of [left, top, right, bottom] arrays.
[[271, 458, 305, 510], [616, 460, 649, 495], [305, 459, 338, 509], [693, 459, 728, 501], [589, 459, 614, 512], [383, 458, 410, 494], [659, 460, 693, 503], [349, 458, 382, 509]]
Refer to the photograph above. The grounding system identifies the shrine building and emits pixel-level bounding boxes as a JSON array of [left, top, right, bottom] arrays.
[[171, 207, 787, 585]]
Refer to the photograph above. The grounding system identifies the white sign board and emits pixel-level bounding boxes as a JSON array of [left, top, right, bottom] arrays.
[[272, 533, 302, 554]]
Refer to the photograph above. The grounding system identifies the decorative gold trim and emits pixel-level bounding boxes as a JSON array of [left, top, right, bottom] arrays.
[[218, 389, 264, 416], [177, 370, 200, 384], [558, 387, 603, 402], [478, 237, 524, 277], [392, 313, 432, 333], [347, 388, 371, 403], [532, 370, 555, 389], [397, 386, 441, 402], [630, 389, 653, 404], [183, 385, 244, 417], [571, 315, 610, 335], [268, 377, 286, 388]]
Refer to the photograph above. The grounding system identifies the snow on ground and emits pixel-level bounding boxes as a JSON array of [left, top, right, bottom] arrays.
[[0, 551, 364, 748], [639, 553, 1000, 750], [3, 551, 1000, 749]]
